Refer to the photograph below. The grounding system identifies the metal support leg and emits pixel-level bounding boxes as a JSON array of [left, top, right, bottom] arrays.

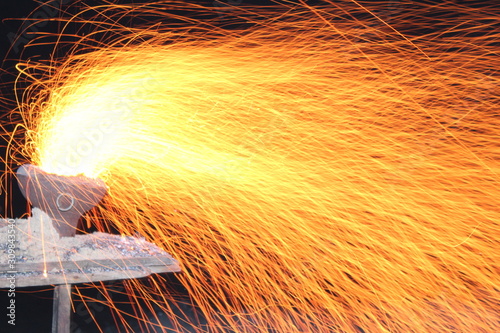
[[52, 284, 72, 333]]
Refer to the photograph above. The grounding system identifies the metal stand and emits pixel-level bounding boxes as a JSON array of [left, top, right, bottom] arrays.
[[52, 284, 72, 333], [1, 253, 180, 333], [8, 164, 181, 332]]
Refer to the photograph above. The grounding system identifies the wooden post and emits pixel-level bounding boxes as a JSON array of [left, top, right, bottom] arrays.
[[52, 284, 72, 333]]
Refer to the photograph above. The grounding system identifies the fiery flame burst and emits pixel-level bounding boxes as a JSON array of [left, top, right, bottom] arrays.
[[3, 1, 499, 332]]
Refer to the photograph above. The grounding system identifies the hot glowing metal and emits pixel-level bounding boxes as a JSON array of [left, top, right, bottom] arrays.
[[17, 164, 106, 237]]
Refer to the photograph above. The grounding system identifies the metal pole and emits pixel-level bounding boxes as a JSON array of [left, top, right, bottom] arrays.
[[52, 284, 72, 333]]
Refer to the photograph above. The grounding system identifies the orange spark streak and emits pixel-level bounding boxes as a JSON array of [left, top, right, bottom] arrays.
[[2, 1, 499, 332]]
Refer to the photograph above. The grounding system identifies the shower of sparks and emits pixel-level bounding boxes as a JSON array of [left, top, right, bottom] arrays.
[[2, 1, 499, 332]]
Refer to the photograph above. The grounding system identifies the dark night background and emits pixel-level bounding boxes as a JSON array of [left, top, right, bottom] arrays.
[[0, 1, 498, 332]]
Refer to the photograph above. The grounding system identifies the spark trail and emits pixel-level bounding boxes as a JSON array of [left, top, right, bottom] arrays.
[[2, 1, 499, 332]]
